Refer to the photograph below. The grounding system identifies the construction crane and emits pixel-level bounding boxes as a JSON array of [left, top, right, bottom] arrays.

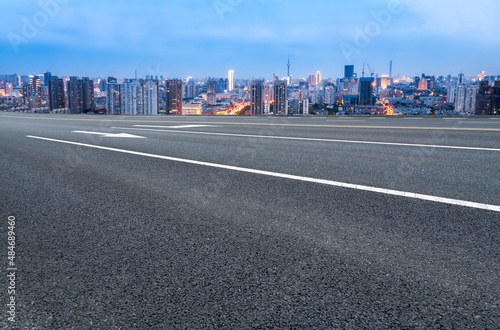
[[366, 64, 374, 77], [362, 63, 375, 78]]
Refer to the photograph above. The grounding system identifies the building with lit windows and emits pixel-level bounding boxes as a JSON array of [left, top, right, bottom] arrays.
[[476, 80, 500, 115], [166, 79, 183, 115], [359, 77, 375, 106], [106, 78, 124, 115], [273, 80, 288, 115], [250, 79, 264, 116], [48, 76, 66, 111], [288, 98, 300, 115]]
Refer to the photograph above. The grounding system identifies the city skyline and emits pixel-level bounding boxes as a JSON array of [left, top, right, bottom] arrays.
[[2, 0, 500, 79]]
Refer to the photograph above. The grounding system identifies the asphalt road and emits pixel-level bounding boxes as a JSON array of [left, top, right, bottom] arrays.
[[1, 113, 499, 328]]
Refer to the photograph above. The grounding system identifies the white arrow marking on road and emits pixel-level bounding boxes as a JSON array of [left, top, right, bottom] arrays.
[[72, 131, 146, 138], [134, 125, 220, 129]]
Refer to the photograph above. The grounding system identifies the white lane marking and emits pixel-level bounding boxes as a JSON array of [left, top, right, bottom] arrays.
[[72, 131, 146, 138], [134, 125, 220, 129], [26, 135, 500, 213], [111, 127, 500, 152], [326, 119, 366, 121]]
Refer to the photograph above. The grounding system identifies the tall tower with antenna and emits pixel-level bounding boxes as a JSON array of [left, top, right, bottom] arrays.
[[389, 60, 393, 79], [287, 57, 290, 78]]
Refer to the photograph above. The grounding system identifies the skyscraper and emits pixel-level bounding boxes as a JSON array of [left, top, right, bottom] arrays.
[[345, 65, 354, 79], [206, 78, 217, 106], [228, 70, 234, 91], [250, 79, 264, 116], [447, 84, 456, 104], [476, 81, 491, 115], [106, 78, 124, 115], [123, 80, 142, 115], [316, 71, 322, 86], [359, 77, 375, 106], [308, 74, 316, 87], [288, 98, 300, 115], [166, 79, 183, 115], [456, 84, 478, 114], [303, 99, 310, 115], [142, 79, 159, 115], [24, 75, 41, 108], [68, 76, 83, 114], [273, 80, 288, 115], [492, 81, 500, 115], [380, 76, 391, 90], [458, 73, 465, 85], [81, 77, 95, 112], [44, 72, 52, 86], [48, 76, 66, 111]]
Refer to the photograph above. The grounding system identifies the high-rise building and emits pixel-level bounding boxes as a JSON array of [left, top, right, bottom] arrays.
[[216, 78, 228, 93], [228, 70, 234, 91], [166, 79, 183, 115], [142, 79, 159, 115], [475, 81, 491, 115], [380, 75, 391, 90], [458, 73, 465, 85], [250, 79, 264, 116], [447, 84, 456, 104], [67, 77, 95, 113], [455, 84, 478, 114], [303, 99, 309, 115], [44, 72, 52, 86], [308, 74, 316, 87], [123, 80, 142, 115], [206, 78, 217, 106], [288, 98, 300, 115], [184, 81, 200, 99], [68, 76, 83, 114], [345, 65, 354, 79], [118, 79, 159, 115], [492, 81, 500, 115], [359, 77, 374, 106], [316, 71, 322, 86], [48, 76, 66, 111], [475, 80, 500, 115], [207, 78, 217, 94], [325, 86, 335, 105], [106, 79, 124, 115], [25, 75, 41, 108], [273, 80, 288, 115], [81, 77, 95, 112]]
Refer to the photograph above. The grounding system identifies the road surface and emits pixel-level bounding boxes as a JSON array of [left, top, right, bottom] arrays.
[[1, 113, 499, 328]]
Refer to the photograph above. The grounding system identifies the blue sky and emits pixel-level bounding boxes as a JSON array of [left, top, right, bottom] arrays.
[[1, 0, 499, 79]]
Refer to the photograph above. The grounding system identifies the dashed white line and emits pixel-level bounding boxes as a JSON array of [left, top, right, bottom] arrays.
[[26, 135, 500, 213], [134, 124, 220, 129], [111, 127, 500, 152]]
